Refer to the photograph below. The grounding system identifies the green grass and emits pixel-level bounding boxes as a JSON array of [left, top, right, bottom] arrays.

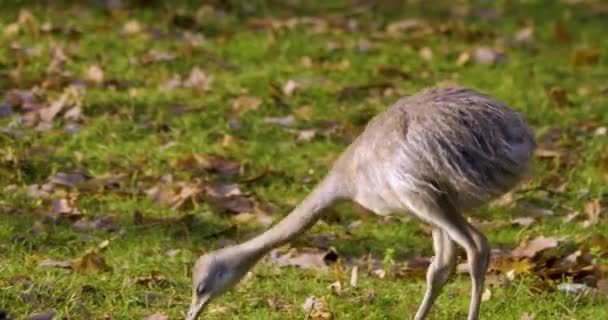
[[1, 0, 607, 319]]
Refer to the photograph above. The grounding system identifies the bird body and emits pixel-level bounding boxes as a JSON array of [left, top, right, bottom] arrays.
[[187, 87, 536, 320], [337, 87, 535, 215]]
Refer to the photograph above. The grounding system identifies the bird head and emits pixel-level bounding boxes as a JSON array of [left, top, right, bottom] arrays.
[[187, 249, 252, 320]]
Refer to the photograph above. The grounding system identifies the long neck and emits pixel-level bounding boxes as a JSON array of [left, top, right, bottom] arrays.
[[238, 173, 345, 259]]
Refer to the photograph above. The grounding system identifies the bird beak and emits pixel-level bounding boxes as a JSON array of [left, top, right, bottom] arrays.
[[186, 295, 210, 320]]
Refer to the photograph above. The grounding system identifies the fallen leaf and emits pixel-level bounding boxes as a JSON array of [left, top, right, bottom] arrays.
[[159, 74, 182, 92], [73, 215, 119, 232], [473, 47, 507, 65], [520, 312, 536, 320], [39, 258, 72, 269], [386, 18, 423, 33], [419, 47, 433, 61], [142, 313, 168, 320], [553, 20, 571, 44], [48, 172, 87, 188], [557, 282, 589, 294], [85, 65, 104, 84], [481, 288, 492, 301], [263, 115, 295, 127], [376, 66, 410, 79], [134, 272, 169, 287], [513, 27, 534, 45], [294, 105, 314, 120], [232, 95, 262, 113], [123, 19, 144, 35], [301, 296, 332, 320], [51, 198, 78, 215], [25, 311, 55, 320], [31, 221, 46, 235], [297, 129, 317, 143], [270, 247, 338, 269], [571, 49, 599, 66], [349, 266, 359, 288], [512, 217, 536, 227], [63, 106, 82, 121], [328, 280, 342, 295], [489, 255, 534, 274], [512, 236, 562, 259], [72, 251, 111, 274], [171, 153, 240, 177], [139, 50, 176, 64], [207, 194, 255, 214], [456, 52, 471, 66], [283, 79, 301, 96], [548, 86, 569, 107], [583, 198, 602, 227], [184, 67, 212, 91]]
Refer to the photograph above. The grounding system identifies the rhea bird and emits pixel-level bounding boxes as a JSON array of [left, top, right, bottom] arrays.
[[187, 87, 536, 320]]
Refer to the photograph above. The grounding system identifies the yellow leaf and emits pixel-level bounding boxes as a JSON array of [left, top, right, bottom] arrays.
[[72, 251, 111, 274]]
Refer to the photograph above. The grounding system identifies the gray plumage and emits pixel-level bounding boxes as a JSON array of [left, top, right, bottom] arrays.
[[338, 86, 535, 214], [187, 87, 536, 320]]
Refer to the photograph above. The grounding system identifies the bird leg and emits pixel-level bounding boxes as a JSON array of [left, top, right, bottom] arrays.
[[407, 196, 490, 320], [464, 224, 490, 320], [414, 228, 456, 320]]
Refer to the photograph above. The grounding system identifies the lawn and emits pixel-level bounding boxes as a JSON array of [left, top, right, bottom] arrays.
[[0, 0, 607, 319]]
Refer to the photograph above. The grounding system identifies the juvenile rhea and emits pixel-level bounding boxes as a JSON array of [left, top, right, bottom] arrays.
[[187, 87, 536, 320]]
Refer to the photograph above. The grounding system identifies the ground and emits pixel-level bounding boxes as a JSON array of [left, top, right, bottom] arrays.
[[0, 0, 607, 319]]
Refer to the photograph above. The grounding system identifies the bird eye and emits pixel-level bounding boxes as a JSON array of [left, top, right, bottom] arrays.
[[196, 283, 207, 295]]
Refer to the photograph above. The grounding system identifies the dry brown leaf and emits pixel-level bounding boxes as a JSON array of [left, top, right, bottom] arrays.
[[386, 18, 423, 33], [512, 236, 562, 259], [553, 20, 571, 44], [548, 86, 569, 107], [419, 47, 433, 61], [283, 79, 300, 96], [457, 52, 471, 66], [184, 67, 212, 91], [48, 172, 87, 188], [473, 47, 507, 65], [63, 106, 82, 121], [520, 312, 536, 320], [328, 280, 342, 295], [297, 129, 317, 143], [171, 153, 240, 177], [123, 19, 144, 35], [490, 255, 534, 274], [139, 50, 176, 64], [25, 311, 55, 320], [134, 272, 169, 287], [39, 258, 72, 269], [207, 194, 254, 214], [73, 215, 119, 232], [301, 296, 332, 320], [72, 251, 111, 274], [571, 49, 600, 66], [232, 95, 262, 113], [271, 248, 338, 269], [294, 105, 314, 120], [39, 94, 67, 123], [85, 65, 104, 84], [583, 198, 602, 227], [160, 74, 182, 92], [142, 313, 168, 320], [514, 27, 534, 45], [512, 217, 536, 227], [349, 266, 359, 288], [263, 115, 295, 127]]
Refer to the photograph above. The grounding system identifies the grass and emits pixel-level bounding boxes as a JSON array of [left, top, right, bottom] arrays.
[[1, 0, 607, 319]]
